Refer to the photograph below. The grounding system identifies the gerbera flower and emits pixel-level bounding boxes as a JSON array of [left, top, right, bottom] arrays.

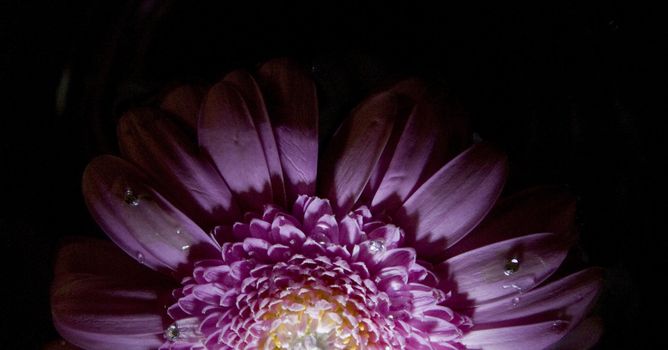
[[50, 58, 602, 350]]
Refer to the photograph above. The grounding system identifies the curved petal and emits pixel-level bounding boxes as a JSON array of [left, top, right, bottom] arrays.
[[447, 186, 577, 257], [118, 108, 239, 229], [471, 268, 603, 325], [319, 91, 399, 216], [394, 143, 508, 260], [437, 233, 570, 306], [51, 238, 174, 350], [256, 58, 318, 202], [199, 81, 273, 211], [159, 85, 205, 130], [546, 317, 603, 350], [224, 69, 287, 206], [367, 79, 471, 214], [83, 155, 220, 275], [461, 320, 570, 350]]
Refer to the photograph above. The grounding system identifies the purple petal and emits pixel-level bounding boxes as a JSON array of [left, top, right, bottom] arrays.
[[319, 91, 399, 216], [159, 84, 205, 130], [461, 320, 570, 350], [199, 81, 273, 211], [394, 143, 508, 260], [256, 58, 318, 202], [447, 186, 576, 257], [51, 238, 173, 350], [82, 155, 220, 274], [369, 80, 471, 213], [471, 268, 603, 325], [118, 108, 239, 229], [546, 317, 603, 350], [438, 233, 569, 305], [224, 70, 287, 206]]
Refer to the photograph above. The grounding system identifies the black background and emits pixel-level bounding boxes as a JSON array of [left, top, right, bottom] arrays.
[[1, 1, 662, 349]]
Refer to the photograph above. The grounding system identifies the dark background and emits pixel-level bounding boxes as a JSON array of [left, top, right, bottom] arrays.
[[1, 1, 661, 349]]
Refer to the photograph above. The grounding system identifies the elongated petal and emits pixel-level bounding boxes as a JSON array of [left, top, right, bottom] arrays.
[[118, 108, 239, 229], [160, 85, 205, 130], [447, 186, 576, 257], [51, 238, 174, 350], [546, 317, 603, 350], [199, 82, 273, 211], [438, 233, 569, 305], [224, 70, 287, 206], [471, 268, 603, 325], [461, 320, 570, 350], [257, 58, 318, 201], [368, 79, 470, 213], [395, 143, 508, 259], [319, 91, 398, 216], [83, 155, 220, 274]]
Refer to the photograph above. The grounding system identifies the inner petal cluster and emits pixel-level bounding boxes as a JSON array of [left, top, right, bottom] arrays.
[[162, 196, 470, 350]]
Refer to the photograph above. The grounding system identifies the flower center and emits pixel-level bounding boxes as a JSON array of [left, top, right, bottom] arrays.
[[163, 195, 469, 350]]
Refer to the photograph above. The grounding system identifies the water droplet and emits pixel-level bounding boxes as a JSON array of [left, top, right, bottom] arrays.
[[511, 296, 521, 307], [123, 188, 140, 206], [136, 252, 145, 264], [181, 245, 190, 251], [176, 228, 183, 235], [164, 324, 180, 342], [289, 239, 296, 245], [311, 232, 330, 245], [388, 314, 394, 320], [504, 257, 520, 276], [551, 320, 568, 333], [369, 239, 385, 253]]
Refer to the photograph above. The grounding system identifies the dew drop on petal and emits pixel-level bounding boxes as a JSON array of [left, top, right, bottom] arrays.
[[311, 232, 330, 245], [289, 239, 296, 245], [503, 257, 520, 276], [136, 252, 145, 264], [369, 239, 385, 253], [181, 244, 190, 251], [511, 296, 521, 307], [551, 320, 569, 333], [164, 324, 180, 342], [123, 188, 140, 206]]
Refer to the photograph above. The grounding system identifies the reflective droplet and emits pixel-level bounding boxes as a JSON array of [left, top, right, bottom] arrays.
[[123, 188, 140, 206], [181, 245, 190, 251], [289, 239, 296, 245], [175, 228, 183, 235], [551, 320, 568, 333], [369, 239, 385, 253], [136, 252, 145, 264], [311, 232, 330, 245], [504, 257, 520, 276], [511, 296, 521, 307], [164, 324, 180, 342]]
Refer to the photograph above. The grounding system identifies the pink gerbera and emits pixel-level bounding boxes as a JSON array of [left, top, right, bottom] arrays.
[[50, 59, 602, 350]]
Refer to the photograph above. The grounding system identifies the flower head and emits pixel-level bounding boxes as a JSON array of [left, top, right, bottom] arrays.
[[51, 59, 602, 350]]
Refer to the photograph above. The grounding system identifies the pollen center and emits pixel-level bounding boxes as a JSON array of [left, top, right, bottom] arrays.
[[162, 196, 469, 350]]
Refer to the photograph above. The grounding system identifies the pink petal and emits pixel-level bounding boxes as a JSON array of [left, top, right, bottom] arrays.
[[394, 143, 508, 260], [83, 155, 220, 275], [438, 233, 569, 305], [159, 84, 205, 130], [461, 320, 570, 350], [199, 81, 273, 211], [256, 58, 318, 202], [224, 70, 287, 206], [118, 108, 239, 229], [51, 238, 173, 350], [319, 91, 399, 216], [368, 80, 471, 213], [447, 186, 576, 257], [471, 268, 603, 325]]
